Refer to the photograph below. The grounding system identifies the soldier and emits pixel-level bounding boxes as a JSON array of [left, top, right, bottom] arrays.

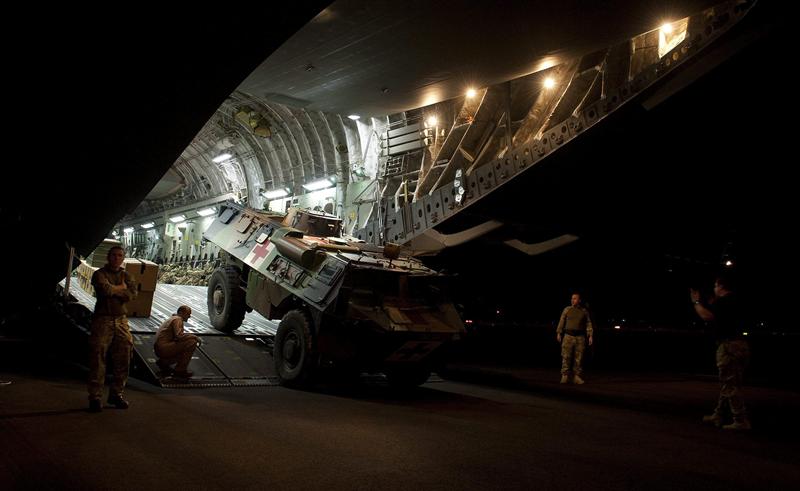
[[154, 305, 198, 379], [691, 274, 751, 430], [556, 292, 594, 384], [88, 245, 137, 412]]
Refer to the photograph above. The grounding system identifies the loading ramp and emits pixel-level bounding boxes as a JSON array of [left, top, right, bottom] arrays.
[[132, 334, 280, 388], [61, 279, 280, 387]]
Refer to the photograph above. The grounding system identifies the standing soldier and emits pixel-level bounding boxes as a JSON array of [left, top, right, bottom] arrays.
[[556, 292, 594, 384], [88, 246, 137, 412], [690, 274, 751, 430]]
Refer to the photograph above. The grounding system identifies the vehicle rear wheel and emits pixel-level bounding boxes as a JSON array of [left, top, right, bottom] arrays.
[[207, 266, 246, 332], [274, 310, 317, 387]]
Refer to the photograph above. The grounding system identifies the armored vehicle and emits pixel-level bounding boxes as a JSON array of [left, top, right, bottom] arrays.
[[203, 202, 464, 387]]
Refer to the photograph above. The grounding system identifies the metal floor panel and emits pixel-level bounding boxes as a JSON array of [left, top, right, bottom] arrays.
[[132, 333, 279, 388], [196, 336, 276, 380], [63, 278, 278, 336]]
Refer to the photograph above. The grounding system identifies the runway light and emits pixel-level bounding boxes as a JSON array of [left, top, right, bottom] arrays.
[[614, 325, 621, 329], [724, 260, 734, 267], [466, 88, 477, 98], [742, 332, 748, 336], [169, 214, 186, 223], [465, 319, 473, 324], [543, 78, 556, 89], [196, 207, 216, 217]]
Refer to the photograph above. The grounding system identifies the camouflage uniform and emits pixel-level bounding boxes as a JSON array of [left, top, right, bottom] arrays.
[[556, 306, 593, 377], [88, 265, 137, 401], [708, 294, 750, 425], [714, 339, 750, 422], [88, 316, 134, 399]]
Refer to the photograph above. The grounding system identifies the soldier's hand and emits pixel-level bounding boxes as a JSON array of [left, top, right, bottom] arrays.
[[588, 335, 593, 346], [556, 334, 561, 343]]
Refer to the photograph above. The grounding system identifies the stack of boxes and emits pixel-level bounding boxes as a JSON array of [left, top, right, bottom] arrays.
[[75, 260, 99, 296], [123, 258, 159, 317], [74, 253, 159, 318]]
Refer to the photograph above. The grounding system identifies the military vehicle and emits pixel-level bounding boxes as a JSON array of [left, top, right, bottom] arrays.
[[203, 201, 464, 387]]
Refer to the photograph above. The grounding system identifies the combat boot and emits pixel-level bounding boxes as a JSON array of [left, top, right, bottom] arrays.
[[107, 393, 130, 409], [573, 375, 585, 385], [560, 375, 569, 384], [702, 413, 723, 427], [722, 419, 751, 431], [88, 399, 102, 413]]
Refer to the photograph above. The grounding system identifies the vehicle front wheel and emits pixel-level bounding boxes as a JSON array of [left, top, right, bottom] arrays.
[[274, 310, 316, 387], [207, 266, 246, 332]]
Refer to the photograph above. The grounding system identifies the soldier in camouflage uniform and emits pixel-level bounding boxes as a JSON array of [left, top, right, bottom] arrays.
[[691, 274, 751, 430], [87, 246, 137, 412], [556, 293, 594, 384]]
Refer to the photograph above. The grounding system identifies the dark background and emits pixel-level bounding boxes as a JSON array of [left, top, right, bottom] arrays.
[[430, 3, 790, 335]]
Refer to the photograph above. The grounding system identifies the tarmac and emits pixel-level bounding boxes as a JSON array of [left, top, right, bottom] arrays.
[[2, 310, 799, 439], [3, 338, 799, 439], [439, 361, 800, 438]]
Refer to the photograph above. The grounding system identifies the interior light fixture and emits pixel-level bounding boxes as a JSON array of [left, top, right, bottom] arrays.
[[302, 177, 334, 191], [212, 153, 232, 163], [196, 207, 216, 217], [347, 114, 360, 120], [660, 22, 673, 34], [140, 222, 155, 229], [123, 227, 135, 233], [466, 88, 477, 98], [427, 116, 438, 126], [543, 77, 556, 89], [169, 214, 186, 223], [262, 188, 290, 199]]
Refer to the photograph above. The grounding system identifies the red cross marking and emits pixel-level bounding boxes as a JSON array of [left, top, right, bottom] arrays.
[[248, 239, 272, 265]]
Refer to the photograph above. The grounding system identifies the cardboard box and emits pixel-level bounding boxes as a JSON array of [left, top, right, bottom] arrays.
[[76, 259, 98, 295], [123, 258, 159, 292], [126, 290, 154, 318]]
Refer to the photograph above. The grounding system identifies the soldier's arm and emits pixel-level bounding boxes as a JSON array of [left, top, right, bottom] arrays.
[[121, 273, 138, 301], [556, 308, 568, 342], [585, 309, 594, 337], [556, 308, 568, 334], [690, 289, 714, 321], [92, 270, 123, 297], [173, 318, 197, 341], [171, 318, 183, 340]]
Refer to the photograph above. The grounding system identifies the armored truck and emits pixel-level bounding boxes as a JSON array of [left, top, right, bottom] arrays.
[[203, 202, 464, 387]]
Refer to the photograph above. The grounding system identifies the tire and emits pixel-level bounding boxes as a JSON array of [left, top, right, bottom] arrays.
[[385, 367, 431, 388], [274, 310, 316, 387], [207, 266, 247, 332]]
